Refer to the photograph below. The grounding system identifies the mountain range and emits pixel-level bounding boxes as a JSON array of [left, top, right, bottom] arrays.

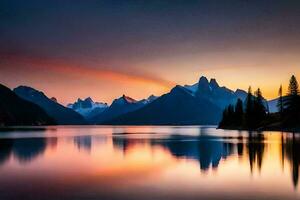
[[102, 77, 247, 125], [89, 95, 156, 123], [0, 75, 264, 126], [105, 85, 222, 125]]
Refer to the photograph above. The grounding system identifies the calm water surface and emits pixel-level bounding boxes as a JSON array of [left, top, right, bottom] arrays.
[[0, 126, 299, 200]]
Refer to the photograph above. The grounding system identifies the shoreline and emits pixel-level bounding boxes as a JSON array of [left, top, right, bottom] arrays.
[[218, 126, 300, 133]]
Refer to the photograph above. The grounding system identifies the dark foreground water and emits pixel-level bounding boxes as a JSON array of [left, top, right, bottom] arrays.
[[0, 126, 299, 200]]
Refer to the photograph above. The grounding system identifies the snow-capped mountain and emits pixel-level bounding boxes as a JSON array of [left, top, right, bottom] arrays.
[[68, 97, 108, 118]]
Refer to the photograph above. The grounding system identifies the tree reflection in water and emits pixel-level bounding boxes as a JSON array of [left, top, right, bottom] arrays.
[[282, 133, 300, 189], [246, 132, 265, 173]]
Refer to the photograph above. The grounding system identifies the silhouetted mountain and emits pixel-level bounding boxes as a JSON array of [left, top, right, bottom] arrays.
[[14, 86, 87, 125], [185, 76, 248, 110], [68, 97, 108, 120], [0, 84, 54, 126], [91, 95, 146, 124], [104, 85, 222, 125]]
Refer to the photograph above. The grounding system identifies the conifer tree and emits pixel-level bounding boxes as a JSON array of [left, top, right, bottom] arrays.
[[245, 86, 254, 128], [277, 84, 284, 115], [235, 98, 243, 125], [284, 75, 300, 125], [219, 104, 234, 127], [254, 88, 266, 123], [288, 75, 299, 96]]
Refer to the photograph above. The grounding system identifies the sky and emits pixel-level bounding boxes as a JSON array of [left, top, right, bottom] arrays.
[[1, 0, 300, 105]]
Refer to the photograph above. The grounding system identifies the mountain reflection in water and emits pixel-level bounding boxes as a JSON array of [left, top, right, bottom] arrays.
[[0, 126, 299, 200]]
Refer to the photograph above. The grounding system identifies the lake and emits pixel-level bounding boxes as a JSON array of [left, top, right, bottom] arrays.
[[0, 126, 299, 200]]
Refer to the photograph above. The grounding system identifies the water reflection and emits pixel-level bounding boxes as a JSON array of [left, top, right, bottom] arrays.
[[0, 139, 13, 164], [0, 137, 57, 165], [151, 135, 234, 171], [247, 133, 265, 172], [282, 134, 300, 188], [74, 135, 92, 153], [109, 127, 300, 188], [0, 126, 299, 199]]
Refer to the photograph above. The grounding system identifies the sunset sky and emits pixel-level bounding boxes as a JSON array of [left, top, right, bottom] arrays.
[[1, 0, 300, 105]]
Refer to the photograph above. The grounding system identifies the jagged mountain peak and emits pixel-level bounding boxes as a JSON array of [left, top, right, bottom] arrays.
[[198, 76, 209, 85], [209, 78, 219, 88], [85, 97, 93, 102], [70, 97, 107, 109], [76, 97, 94, 104], [122, 95, 137, 103], [113, 95, 137, 105], [197, 76, 211, 94]]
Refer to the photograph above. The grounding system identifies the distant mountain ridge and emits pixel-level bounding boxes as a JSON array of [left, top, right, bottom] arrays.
[[104, 85, 223, 125], [0, 84, 54, 126], [14, 86, 87, 125], [101, 76, 248, 125], [90, 95, 152, 123]]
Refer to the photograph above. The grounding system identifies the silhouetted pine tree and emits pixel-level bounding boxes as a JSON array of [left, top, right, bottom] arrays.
[[245, 86, 255, 128], [284, 75, 300, 126], [234, 98, 244, 126], [253, 88, 267, 124], [277, 85, 284, 117], [219, 75, 300, 131], [219, 104, 235, 127]]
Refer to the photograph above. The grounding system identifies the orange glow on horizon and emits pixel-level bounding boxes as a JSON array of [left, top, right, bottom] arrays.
[[1, 52, 300, 104]]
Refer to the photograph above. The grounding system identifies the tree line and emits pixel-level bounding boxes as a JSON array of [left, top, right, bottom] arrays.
[[219, 75, 300, 130]]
